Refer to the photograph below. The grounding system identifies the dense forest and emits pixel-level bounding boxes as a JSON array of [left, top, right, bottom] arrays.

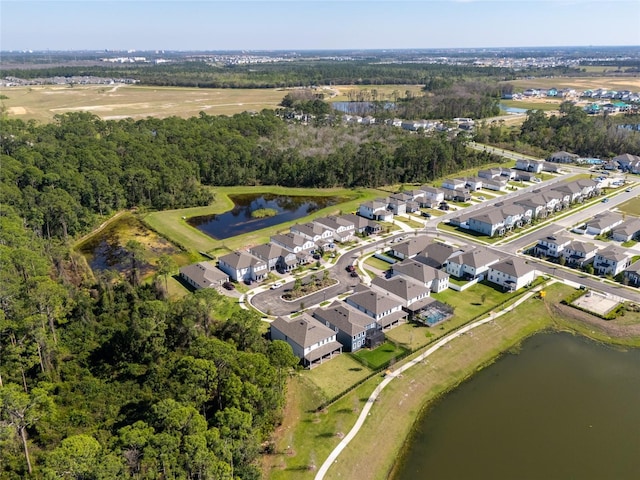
[[1, 98, 638, 477], [0, 61, 575, 88], [1, 111, 497, 239], [474, 103, 640, 157], [0, 204, 299, 478]]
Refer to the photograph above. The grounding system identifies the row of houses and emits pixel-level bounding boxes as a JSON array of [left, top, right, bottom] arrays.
[[271, 235, 537, 367], [536, 151, 640, 172], [533, 232, 637, 277], [451, 179, 601, 238], [179, 213, 383, 287]]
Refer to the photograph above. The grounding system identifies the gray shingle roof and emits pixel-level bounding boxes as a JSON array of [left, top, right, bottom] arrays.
[[490, 258, 534, 277], [347, 287, 403, 315], [271, 313, 335, 348], [312, 301, 373, 336], [371, 276, 430, 301]]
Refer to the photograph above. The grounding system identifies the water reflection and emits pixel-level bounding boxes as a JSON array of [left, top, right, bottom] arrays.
[[188, 193, 345, 240]]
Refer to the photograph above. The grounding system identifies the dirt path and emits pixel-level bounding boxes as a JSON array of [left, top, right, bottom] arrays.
[[73, 210, 127, 247]]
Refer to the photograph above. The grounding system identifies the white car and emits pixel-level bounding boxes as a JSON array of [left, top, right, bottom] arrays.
[[270, 282, 283, 290]]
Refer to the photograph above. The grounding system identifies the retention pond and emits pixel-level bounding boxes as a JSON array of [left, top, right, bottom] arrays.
[[394, 332, 640, 480]]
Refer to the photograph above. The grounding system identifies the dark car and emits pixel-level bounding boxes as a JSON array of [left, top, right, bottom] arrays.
[[223, 282, 235, 290], [346, 265, 356, 272], [350, 271, 359, 278], [421, 211, 432, 218]]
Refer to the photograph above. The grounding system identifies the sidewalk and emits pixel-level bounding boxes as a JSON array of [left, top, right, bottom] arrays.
[[314, 280, 552, 480]]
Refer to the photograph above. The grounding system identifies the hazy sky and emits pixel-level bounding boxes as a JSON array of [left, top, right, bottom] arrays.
[[2, 0, 639, 51]]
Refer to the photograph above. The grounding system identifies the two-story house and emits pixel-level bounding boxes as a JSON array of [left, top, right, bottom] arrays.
[[270, 313, 342, 368], [391, 258, 449, 293], [313, 215, 355, 243], [445, 247, 500, 281], [585, 212, 624, 236], [468, 210, 506, 237], [312, 301, 379, 352], [533, 234, 573, 258], [593, 245, 632, 276], [623, 260, 640, 286], [218, 251, 267, 283], [358, 199, 393, 221], [562, 241, 598, 267], [487, 258, 536, 292], [388, 235, 432, 260], [345, 286, 407, 330], [290, 222, 334, 244]]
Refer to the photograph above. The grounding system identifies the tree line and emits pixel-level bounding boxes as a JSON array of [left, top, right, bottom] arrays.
[[1, 110, 498, 240]]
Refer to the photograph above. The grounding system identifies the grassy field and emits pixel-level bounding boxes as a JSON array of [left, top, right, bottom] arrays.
[[143, 186, 382, 254], [352, 341, 409, 370], [263, 282, 587, 480], [0, 84, 289, 123], [501, 99, 562, 111], [328, 84, 425, 102], [616, 196, 640, 217]]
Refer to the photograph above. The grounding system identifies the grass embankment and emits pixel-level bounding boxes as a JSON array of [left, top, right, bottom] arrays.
[[616, 196, 640, 217], [143, 186, 382, 255], [263, 281, 640, 479]]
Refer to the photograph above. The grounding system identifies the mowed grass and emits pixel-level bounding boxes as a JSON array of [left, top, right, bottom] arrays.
[[144, 186, 380, 254], [0, 84, 289, 123], [328, 84, 425, 102], [616, 196, 640, 217], [501, 99, 562, 111], [303, 354, 372, 401], [352, 341, 409, 370]]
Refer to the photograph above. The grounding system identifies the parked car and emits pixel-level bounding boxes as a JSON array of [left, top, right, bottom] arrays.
[[421, 211, 432, 218], [270, 282, 283, 290], [350, 271, 359, 278], [223, 282, 235, 290], [346, 265, 355, 272]]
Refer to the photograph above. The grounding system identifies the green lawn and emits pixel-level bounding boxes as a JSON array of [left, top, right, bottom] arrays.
[[616, 197, 640, 217], [144, 186, 378, 254], [364, 255, 394, 271], [432, 281, 522, 321], [303, 354, 373, 400], [352, 341, 409, 370]]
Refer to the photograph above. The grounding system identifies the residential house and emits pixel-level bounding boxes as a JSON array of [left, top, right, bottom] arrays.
[[312, 301, 378, 352], [445, 247, 500, 280], [465, 177, 484, 191], [391, 258, 449, 293], [271, 232, 316, 254], [533, 234, 573, 258], [515, 158, 544, 173], [358, 199, 393, 222], [370, 276, 434, 318], [478, 168, 502, 180], [482, 177, 508, 191], [442, 178, 467, 191], [552, 182, 583, 204], [408, 189, 427, 204], [386, 197, 407, 215], [593, 245, 632, 276], [249, 243, 297, 272], [419, 186, 445, 208], [444, 189, 472, 202], [548, 151, 579, 163], [562, 241, 598, 267], [388, 235, 431, 260], [611, 219, 640, 242], [487, 258, 536, 291], [270, 314, 342, 368], [415, 242, 464, 269], [585, 212, 624, 236], [179, 262, 229, 289], [290, 222, 334, 244], [346, 286, 407, 329], [468, 210, 506, 237], [623, 261, 640, 286], [575, 179, 599, 198], [514, 194, 548, 219], [313, 216, 355, 243], [340, 213, 371, 234], [613, 153, 640, 172], [218, 251, 267, 283], [499, 203, 530, 230]]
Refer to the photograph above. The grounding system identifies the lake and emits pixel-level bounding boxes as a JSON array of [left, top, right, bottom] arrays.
[[394, 332, 640, 480], [187, 193, 345, 240]]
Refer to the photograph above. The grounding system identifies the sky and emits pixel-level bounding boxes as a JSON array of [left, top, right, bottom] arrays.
[[2, 0, 639, 51]]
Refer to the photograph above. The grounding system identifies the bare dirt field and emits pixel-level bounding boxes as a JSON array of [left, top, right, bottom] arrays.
[[0, 84, 289, 123], [508, 75, 640, 92]]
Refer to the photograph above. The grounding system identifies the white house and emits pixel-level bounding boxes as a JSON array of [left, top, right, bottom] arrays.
[[290, 222, 334, 243], [391, 258, 449, 293], [562, 241, 598, 267], [534, 234, 573, 258], [313, 216, 355, 243], [585, 212, 624, 236], [358, 199, 393, 221], [515, 159, 544, 173], [218, 251, 267, 282], [271, 232, 316, 254], [593, 245, 632, 276], [445, 247, 500, 280], [346, 286, 407, 330], [487, 258, 535, 291]]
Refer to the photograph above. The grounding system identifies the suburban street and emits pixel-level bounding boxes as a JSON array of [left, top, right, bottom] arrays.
[[250, 148, 640, 316]]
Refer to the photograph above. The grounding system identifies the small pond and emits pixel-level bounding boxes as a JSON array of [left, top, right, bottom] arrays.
[[187, 193, 346, 240]]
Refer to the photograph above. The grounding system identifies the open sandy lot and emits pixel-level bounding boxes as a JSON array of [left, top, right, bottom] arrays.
[[0, 84, 289, 123], [572, 290, 620, 316]]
